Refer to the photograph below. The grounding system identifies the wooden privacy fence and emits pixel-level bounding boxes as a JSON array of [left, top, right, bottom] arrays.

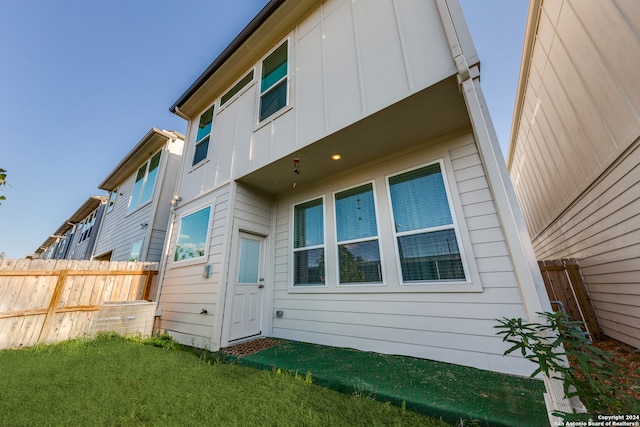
[[0, 258, 158, 350], [538, 259, 603, 341]]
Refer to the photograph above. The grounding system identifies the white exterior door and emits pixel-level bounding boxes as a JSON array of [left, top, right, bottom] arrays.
[[229, 232, 265, 341]]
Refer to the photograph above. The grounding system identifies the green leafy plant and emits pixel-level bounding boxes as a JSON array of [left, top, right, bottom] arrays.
[[495, 310, 640, 419]]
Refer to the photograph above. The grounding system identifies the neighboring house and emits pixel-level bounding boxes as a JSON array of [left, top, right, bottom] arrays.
[[34, 196, 107, 260], [92, 128, 184, 263], [156, 0, 551, 380], [507, 0, 640, 349]]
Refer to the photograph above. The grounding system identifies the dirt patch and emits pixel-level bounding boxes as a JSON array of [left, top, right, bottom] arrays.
[[593, 338, 640, 401]]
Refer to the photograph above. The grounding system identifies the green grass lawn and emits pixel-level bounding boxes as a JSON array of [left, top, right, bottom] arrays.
[[0, 334, 452, 426]]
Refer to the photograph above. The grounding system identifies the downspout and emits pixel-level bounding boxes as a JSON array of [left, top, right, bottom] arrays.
[[434, 0, 580, 420], [153, 126, 191, 306], [435, 0, 550, 323]]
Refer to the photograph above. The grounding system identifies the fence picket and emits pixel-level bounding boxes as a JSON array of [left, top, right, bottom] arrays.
[[0, 259, 158, 349]]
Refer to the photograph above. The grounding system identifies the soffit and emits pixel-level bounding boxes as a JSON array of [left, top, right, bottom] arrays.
[[237, 75, 471, 196]]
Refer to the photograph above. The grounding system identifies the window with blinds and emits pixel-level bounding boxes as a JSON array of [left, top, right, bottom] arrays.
[[293, 198, 325, 286], [335, 183, 382, 284], [388, 162, 465, 282]]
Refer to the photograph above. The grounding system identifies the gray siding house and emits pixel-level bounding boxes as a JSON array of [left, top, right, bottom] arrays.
[[35, 196, 107, 260], [93, 128, 184, 263]]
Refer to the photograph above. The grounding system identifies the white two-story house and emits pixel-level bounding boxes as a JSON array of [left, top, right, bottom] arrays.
[[156, 0, 551, 380], [93, 128, 184, 263]]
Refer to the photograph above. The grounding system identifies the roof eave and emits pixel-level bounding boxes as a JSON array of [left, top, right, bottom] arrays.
[[98, 128, 183, 191], [169, 0, 286, 116]]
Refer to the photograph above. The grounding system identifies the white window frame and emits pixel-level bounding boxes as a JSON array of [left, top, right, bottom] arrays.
[[192, 104, 214, 168], [129, 240, 143, 262], [386, 159, 469, 285], [257, 39, 290, 125], [333, 181, 385, 287], [78, 210, 98, 244], [220, 69, 255, 110], [291, 196, 327, 287], [172, 204, 212, 266], [107, 189, 117, 213], [128, 150, 162, 213]]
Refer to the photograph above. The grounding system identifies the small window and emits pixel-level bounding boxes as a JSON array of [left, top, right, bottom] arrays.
[[335, 183, 382, 284], [107, 189, 117, 213], [129, 240, 143, 262], [128, 151, 162, 212], [293, 198, 325, 286], [78, 210, 97, 243], [221, 70, 254, 107], [259, 41, 288, 122], [174, 206, 211, 262], [388, 162, 465, 282], [193, 105, 214, 166]]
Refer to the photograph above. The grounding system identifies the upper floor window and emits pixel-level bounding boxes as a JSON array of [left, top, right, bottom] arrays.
[[388, 162, 465, 282], [193, 105, 214, 166], [259, 40, 288, 122], [78, 210, 97, 243], [293, 197, 325, 286], [335, 183, 382, 284], [128, 150, 161, 212], [107, 189, 117, 213], [221, 70, 254, 107]]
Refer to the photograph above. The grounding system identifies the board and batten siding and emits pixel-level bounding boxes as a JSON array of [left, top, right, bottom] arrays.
[[271, 132, 533, 376], [179, 0, 459, 204], [507, 0, 640, 349]]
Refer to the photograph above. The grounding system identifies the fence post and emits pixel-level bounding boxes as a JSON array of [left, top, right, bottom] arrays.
[[37, 270, 68, 344], [563, 259, 603, 341]]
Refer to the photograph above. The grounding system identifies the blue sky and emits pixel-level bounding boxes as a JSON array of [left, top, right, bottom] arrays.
[[0, 0, 528, 259]]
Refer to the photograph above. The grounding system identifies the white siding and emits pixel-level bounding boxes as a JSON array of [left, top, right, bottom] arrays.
[[178, 0, 456, 202], [158, 186, 232, 350], [93, 149, 181, 263], [93, 170, 154, 261], [270, 133, 533, 376]]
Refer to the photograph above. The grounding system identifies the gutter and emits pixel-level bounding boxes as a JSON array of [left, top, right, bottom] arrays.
[[506, 0, 542, 170], [169, 0, 286, 115]]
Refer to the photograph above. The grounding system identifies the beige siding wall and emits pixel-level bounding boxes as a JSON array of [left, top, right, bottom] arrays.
[[508, 0, 640, 347], [532, 140, 640, 347], [271, 133, 534, 376]]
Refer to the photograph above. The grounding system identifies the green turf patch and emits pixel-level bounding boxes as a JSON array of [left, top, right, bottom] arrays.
[[237, 340, 548, 427]]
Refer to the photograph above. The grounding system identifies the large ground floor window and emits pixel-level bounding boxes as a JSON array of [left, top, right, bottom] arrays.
[[291, 160, 468, 288]]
